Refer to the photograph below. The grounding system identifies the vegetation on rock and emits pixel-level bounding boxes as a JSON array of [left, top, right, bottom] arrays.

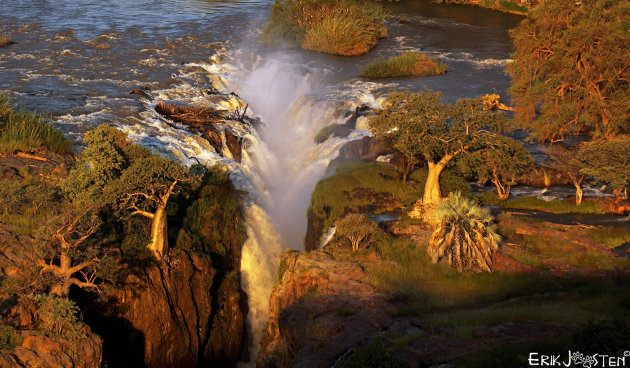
[[508, 0, 630, 141], [261, 0, 388, 56], [63, 124, 198, 258], [0, 94, 72, 154], [360, 51, 446, 79], [428, 192, 500, 272]]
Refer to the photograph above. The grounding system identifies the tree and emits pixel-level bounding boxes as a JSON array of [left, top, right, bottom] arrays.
[[578, 136, 630, 200], [427, 192, 500, 272], [63, 124, 196, 258], [459, 137, 533, 201], [105, 154, 191, 257], [508, 0, 630, 142], [369, 90, 506, 206], [543, 145, 585, 205], [334, 213, 381, 251], [34, 201, 116, 297]]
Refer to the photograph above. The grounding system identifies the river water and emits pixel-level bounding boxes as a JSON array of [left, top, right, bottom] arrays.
[[1, 0, 525, 362]]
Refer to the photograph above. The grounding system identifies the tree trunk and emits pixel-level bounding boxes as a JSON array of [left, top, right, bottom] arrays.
[[575, 184, 583, 206], [613, 188, 628, 201], [148, 204, 168, 257], [492, 179, 510, 201], [423, 162, 444, 206], [51, 253, 72, 297]]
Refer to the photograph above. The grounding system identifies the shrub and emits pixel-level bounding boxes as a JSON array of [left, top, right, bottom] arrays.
[[428, 192, 500, 272], [0, 324, 22, 350], [32, 295, 86, 341], [261, 0, 387, 56], [360, 51, 446, 79], [334, 213, 381, 251], [0, 94, 73, 154]]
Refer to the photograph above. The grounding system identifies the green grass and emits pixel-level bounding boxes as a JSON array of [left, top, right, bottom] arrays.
[[366, 235, 559, 313], [478, 193, 605, 214], [360, 51, 446, 79], [585, 227, 630, 248], [308, 161, 470, 240], [499, 0, 528, 13], [261, 0, 387, 56], [0, 94, 73, 154]]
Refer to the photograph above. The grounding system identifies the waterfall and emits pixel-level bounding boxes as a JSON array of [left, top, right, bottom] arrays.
[[226, 52, 367, 362], [121, 48, 380, 363]]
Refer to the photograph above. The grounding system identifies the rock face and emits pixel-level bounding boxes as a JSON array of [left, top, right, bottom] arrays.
[[257, 250, 393, 368], [0, 332, 102, 368], [86, 249, 245, 368], [329, 136, 389, 168]]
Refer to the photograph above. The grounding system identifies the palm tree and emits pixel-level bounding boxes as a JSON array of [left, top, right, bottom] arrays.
[[427, 192, 500, 272]]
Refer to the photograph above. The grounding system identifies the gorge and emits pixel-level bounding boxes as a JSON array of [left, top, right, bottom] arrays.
[[2, 1, 628, 367]]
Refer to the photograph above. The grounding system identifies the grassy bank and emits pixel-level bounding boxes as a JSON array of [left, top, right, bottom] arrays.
[[0, 94, 73, 154], [308, 161, 470, 239], [261, 0, 388, 56], [433, 0, 529, 14], [360, 51, 446, 79], [477, 192, 606, 214]]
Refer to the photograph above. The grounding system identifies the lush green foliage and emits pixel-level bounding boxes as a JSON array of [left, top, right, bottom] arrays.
[[428, 192, 500, 272], [334, 213, 381, 251], [32, 294, 87, 341], [508, 0, 630, 141], [0, 94, 72, 154], [578, 136, 630, 197], [0, 324, 22, 350], [459, 136, 533, 200], [261, 0, 387, 56], [360, 51, 446, 79], [369, 90, 508, 204]]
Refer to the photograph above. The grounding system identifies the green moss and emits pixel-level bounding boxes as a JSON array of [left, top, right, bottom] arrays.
[[360, 51, 446, 79], [175, 166, 246, 261], [0, 94, 73, 154]]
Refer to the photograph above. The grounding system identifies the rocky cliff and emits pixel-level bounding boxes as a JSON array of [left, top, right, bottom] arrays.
[[84, 249, 245, 368]]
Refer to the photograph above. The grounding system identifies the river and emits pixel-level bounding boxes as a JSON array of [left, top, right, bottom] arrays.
[[0, 0, 525, 362]]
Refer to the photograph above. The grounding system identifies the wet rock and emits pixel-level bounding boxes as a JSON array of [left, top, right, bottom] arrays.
[[202, 126, 224, 154], [225, 130, 242, 163], [329, 136, 389, 168], [129, 89, 150, 97]]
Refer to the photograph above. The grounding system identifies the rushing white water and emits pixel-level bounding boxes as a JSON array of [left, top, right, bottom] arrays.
[[221, 52, 372, 361]]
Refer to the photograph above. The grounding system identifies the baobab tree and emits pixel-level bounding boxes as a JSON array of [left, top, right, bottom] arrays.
[[64, 124, 196, 258], [35, 202, 115, 297], [369, 90, 507, 207]]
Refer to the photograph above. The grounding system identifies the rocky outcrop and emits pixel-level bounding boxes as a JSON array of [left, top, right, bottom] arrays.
[[0, 332, 102, 368], [258, 250, 393, 368], [85, 249, 246, 368], [329, 136, 389, 168]]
